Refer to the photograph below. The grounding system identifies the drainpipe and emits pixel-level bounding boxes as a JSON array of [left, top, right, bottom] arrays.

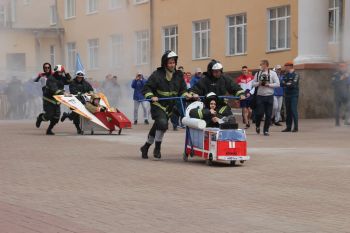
[[149, 0, 154, 73]]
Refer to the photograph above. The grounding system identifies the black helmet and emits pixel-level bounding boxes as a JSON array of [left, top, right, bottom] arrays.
[[161, 50, 178, 67], [207, 59, 223, 75]]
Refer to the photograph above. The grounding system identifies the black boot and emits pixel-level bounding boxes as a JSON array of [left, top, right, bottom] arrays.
[[46, 121, 56, 135], [153, 141, 162, 159], [140, 142, 151, 159], [36, 113, 43, 128], [61, 112, 69, 122], [74, 123, 82, 134]]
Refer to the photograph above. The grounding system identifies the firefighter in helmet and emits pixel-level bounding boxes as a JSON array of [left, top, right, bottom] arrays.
[[140, 50, 191, 159]]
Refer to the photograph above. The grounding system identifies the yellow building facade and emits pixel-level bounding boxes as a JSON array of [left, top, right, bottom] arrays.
[[1, 0, 348, 80]]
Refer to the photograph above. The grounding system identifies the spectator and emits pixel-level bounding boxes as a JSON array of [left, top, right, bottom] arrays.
[[331, 62, 350, 126], [272, 65, 284, 126], [131, 72, 149, 125], [281, 62, 300, 132], [252, 60, 280, 136], [236, 66, 255, 129], [190, 67, 202, 88]]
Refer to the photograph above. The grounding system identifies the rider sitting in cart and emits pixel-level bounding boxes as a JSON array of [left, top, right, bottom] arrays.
[[85, 93, 131, 131], [189, 92, 238, 128]]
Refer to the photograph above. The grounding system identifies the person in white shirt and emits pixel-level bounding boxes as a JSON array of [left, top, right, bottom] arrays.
[[252, 60, 280, 136]]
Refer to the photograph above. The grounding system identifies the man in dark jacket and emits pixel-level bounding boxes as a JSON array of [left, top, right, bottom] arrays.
[[36, 65, 71, 135], [190, 60, 246, 115], [131, 72, 149, 125], [331, 62, 350, 126], [281, 62, 300, 132], [140, 50, 191, 159], [61, 70, 94, 134]]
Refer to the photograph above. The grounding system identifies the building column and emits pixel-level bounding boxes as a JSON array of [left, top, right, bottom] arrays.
[[294, 0, 332, 65], [343, 0, 350, 61]]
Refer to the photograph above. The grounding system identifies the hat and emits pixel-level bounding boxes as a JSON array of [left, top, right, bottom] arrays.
[[212, 63, 223, 70], [284, 62, 294, 67], [195, 67, 202, 73], [76, 70, 85, 76]]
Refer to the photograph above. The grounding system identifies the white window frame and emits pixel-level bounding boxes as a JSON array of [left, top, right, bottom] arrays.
[[227, 13, 247, 56], [328, 0, 340, 43], [64, 0, 76, 19], [86, 0, 98, 14], [134, 0, 149, 5], [109, 0, 122, 9], [50, 5, 57, 25], [267, 5, 291, 52], [50, 45, 56, 66], [162, 25, 178, 54], [135, 30, 150, 65], [66, 42, 76, 73], [111, 34, 123, 68], [88, 38, 99, 70], [192, 20, 210, 60]]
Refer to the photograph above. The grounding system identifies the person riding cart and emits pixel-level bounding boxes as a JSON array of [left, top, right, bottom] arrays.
[[189, 92, 234, 128], [85, 93, 131, 133]]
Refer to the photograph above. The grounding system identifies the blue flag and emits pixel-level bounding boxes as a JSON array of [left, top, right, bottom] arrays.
[[75, 53, 85, 73]]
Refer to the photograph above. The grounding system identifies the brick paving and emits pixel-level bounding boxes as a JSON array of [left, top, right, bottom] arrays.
[[0, 119, 349, 233]]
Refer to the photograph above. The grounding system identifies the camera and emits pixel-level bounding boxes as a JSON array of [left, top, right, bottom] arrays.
[[259, 73, 269, 86]]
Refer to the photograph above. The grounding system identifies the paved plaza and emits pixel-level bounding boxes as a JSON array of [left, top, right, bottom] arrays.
[[0, 119, 349, 233]]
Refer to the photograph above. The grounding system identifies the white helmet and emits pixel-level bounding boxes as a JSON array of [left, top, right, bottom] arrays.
[[76, 70, 85, 77], [212, 62, 223, 70], [54, 64, 65, 72]]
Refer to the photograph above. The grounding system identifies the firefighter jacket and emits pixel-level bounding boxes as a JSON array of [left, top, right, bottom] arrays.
[[142, 67, 188, 116]]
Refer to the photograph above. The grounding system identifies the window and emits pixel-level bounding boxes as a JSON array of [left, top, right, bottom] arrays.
[[135, 30, 149, 65], [88, 39, 99, 69], [329, 0, 340, 43], [227, 14, 247, 55], [111, 34, 123, 68], [193, 20, 210, 59], [268, 5, 290, 51], [50, 5, 57, 25], [65, 0, 76, 19], [134, 0, 148, 4], [87, 0, 98, 14], [0, 5, 6, 26], [163, 25, 178, 53], [109, 0, 122, 9], [50, 45, 56, 66], [67, 42, 76, 72]]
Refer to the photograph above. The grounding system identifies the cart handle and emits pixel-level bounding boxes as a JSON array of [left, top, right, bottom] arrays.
[[139, 96, 240, 102]]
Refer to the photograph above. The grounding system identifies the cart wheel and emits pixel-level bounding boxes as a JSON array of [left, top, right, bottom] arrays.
[[118, 129, 122, 135], [240, 160, 245, 164], [230, 161, 236, 166], [91, 130, 94, 135], [206, 159, 213, 166], [183, 152, 188, 162], [206, 153, 213, 166], [190, 150, 194, 157]]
